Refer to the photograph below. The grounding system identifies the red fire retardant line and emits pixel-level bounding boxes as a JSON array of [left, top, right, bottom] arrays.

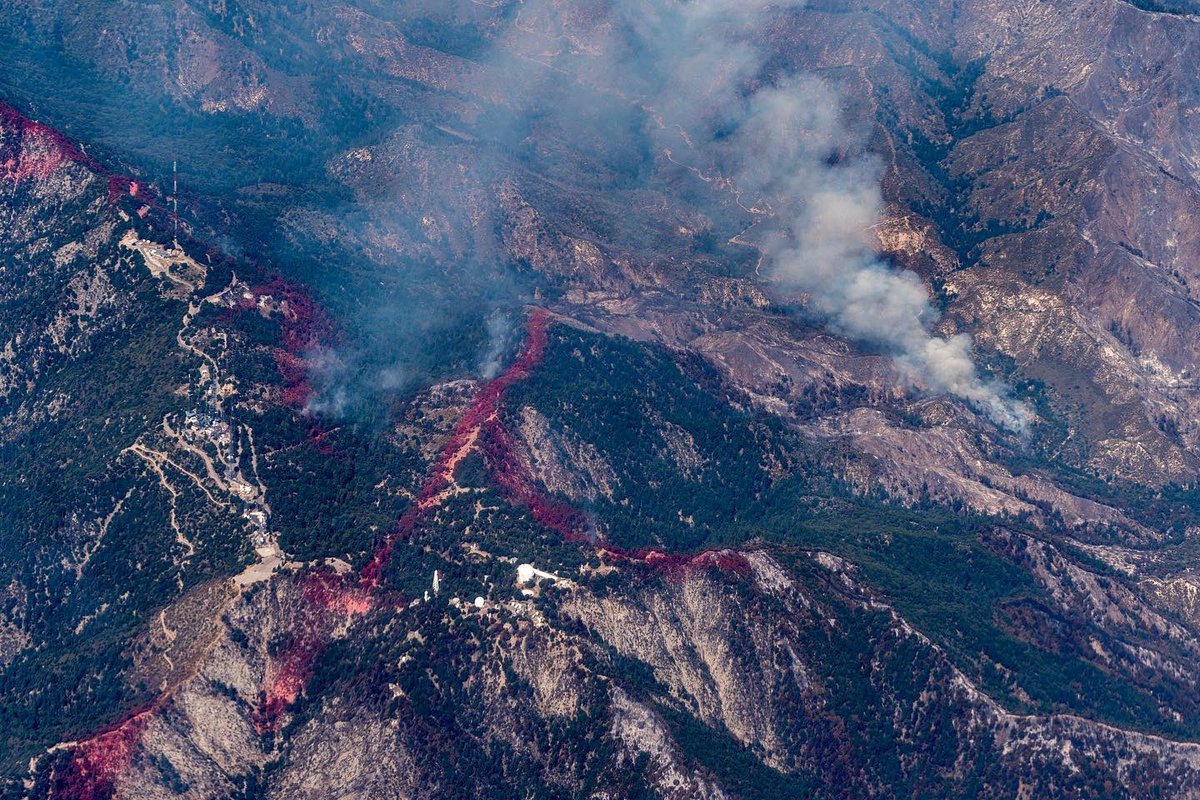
[[222, 276, 341, 452], [359, 308, 553, 588], [254, 311, 556, 737], [0, 101, 153, 208], [52, 306, 745, 797], [50, 710, 153, 800], [599, 545, 752, 582], [252, 570, 376, 735]]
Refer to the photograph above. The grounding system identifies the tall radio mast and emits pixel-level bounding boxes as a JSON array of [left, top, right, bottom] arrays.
[[172, 158, 179, 248]]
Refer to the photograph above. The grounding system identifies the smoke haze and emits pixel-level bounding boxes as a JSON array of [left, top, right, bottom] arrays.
[[480, 310, 516, 381], [409, 0, 1029, 430], [615, 1, 1029, 430], [174, 0, 1026, 431]]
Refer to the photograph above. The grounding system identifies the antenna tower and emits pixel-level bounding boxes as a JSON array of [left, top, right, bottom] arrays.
[[172, 159, 179, 248]]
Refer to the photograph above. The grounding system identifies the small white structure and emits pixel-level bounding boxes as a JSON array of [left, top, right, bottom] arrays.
[[473, 596, 486, 609], [516, 563, 562, 585], [432, 569, 441, 595]]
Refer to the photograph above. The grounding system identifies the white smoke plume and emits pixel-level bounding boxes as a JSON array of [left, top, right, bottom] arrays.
[[731, 79, 1031, 431], [480, 310, 515, 380], [298, 0, 1029, 431], [578, 0, 1031, 430]]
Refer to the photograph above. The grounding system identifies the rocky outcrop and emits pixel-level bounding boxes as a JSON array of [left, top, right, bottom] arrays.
[[514, 406, 619, 503]]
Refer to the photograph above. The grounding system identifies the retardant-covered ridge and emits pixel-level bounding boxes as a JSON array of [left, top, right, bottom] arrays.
[[49, 306, 750, 798], [0, 100, 151, 205]]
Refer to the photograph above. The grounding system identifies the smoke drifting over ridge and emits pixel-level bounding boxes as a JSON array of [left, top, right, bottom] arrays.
[[479, 0, 1027, 429], [605, 0, 1030, 430], [732, 79, 1030, 430], [293, 0, 1027, 430], [480, 310, 516, 381]]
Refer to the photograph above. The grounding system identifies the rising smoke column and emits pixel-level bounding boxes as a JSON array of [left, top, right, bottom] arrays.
[[299, 0, 1027, 430], [562, 0, 1030, 430], [729, 78, 1030, 431]]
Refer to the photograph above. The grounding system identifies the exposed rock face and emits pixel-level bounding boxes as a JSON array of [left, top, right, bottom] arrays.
[[1143, 572, 1200, 629], [267, 709, 430, 800], [608, 687, 730, 800], [57, 550, 1200, 799], [0, 108, 115, 411], [982, 528, 1200, 716], [561, 563, 800, 767], [515, 406, 619, 503]]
